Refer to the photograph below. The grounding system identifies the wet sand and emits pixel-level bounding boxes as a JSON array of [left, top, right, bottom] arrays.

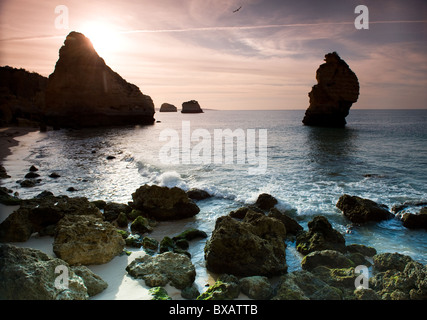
[[0, 127, 38, 166]]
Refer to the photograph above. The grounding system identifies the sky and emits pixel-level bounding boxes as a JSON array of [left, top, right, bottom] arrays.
[[0, 0, 426, 110]]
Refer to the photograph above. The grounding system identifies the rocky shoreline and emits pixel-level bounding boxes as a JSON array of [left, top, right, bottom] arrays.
[[0, 183, 426, 300]]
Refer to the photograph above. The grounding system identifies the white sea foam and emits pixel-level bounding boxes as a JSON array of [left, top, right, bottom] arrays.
[[152, 171, 188, 190]]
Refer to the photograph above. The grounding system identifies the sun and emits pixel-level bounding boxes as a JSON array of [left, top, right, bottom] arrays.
[[80, 21, 121, 58]]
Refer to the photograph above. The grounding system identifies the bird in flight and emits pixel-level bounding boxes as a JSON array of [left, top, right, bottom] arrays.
[[233, 6, 242, 13]]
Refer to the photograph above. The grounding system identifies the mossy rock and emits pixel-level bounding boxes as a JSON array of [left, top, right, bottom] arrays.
[[159, 236, 191, 258], [346, 244, 377, 257], [181, 285, 200, 300], [172, 228, 207, 242], [196, 280, 240, 300], [116, 229, 129, 239], [149, 287, 171, 300], [127, 209, 143, 221], [301, 250, 355, 271], [91, 200, 107, 209], [130, 216, 152, 234], [160, 236, 175, 253], [312, 266, 357, 290], [142, 237, 159, 251], [175, 238, 189, 250], [116, 212, 129, 228], [125, 234, 143, 248]]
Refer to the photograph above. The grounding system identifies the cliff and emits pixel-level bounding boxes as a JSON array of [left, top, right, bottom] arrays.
[[302, 52, 359, 127], [181, 100, 203, 113], [44, 31, 155, 128], [0, 66, 47, 126]]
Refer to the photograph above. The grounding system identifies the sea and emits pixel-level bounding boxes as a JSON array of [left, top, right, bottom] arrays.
[[1, 109, 427, 293]]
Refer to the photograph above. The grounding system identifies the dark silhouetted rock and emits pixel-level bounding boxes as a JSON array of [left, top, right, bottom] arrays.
[[186, 188, 211, 200], [0, 166, 10, 179], [159, 103, 177, 112], [0, 66, 47, 126], [401, 207, 427, 230], [255, 193, 278, 210], [268, 208, 303, 236], [296, 216, 346, 255], [181, 100, 203, 113], [20, 179, 36, 188], [49, 172, 61, 178], [0, 187, 20, 205], [302, 52, 359, 127], [44, 32, 155, 128], [25, 172, 40, 179], [131, 184, 200, 220], [336, 194, 392, 223]]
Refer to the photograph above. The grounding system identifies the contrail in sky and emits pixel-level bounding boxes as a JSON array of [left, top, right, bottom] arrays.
[[119, 20, 427, 34], [1, 20, 426, 42]]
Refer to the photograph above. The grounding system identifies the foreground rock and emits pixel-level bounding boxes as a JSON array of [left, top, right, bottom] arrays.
[[53, 215, 125, 265], [197, 275, 240, 300], [268, 208, 303, 236], [0, 187, 20, 205], [181, 100, 203, 113], [44, 31, 155, 128], [296, 216, 346, 255], [401, 207, 427, 230], [159, 103, 177, 112], [204, 210, 287, 276], [301, 250, 355, 271], [0, 244, 107, 299], [336, 194, 392, 223], [273, 270, 341, 300], [240, 276, 274, 300], [302, 52, 359, 127], [131, 185, 200, 220], [126, 252, 196, 289], [0, 195, 102, 242], [371, 252, 427, 300]]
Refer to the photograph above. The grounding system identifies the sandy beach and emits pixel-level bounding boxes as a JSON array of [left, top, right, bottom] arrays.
[[0, 127, 39, 165]]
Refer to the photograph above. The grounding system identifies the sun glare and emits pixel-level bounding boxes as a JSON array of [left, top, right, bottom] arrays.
[[80, 21, 122, 58]]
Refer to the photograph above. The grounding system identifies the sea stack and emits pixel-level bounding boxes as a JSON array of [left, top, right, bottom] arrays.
[[44, 31, 155, 128], [181, 100, 203, 113], [302, 52, 359, 127], [159, 103, 177, 112]]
